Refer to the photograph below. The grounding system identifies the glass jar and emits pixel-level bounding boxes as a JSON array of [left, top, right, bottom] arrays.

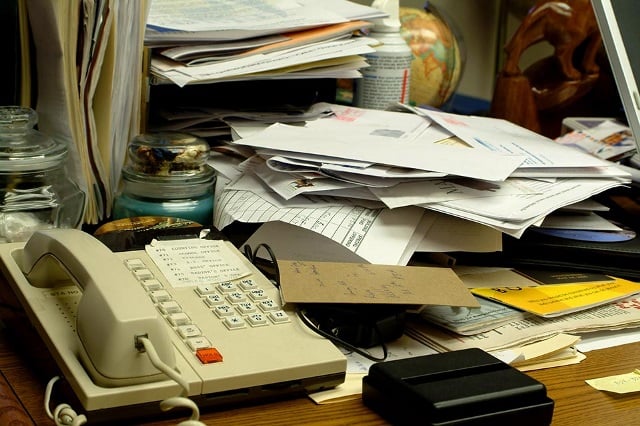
[[0, 106, 85, 242], [113, 132, 216, 226]]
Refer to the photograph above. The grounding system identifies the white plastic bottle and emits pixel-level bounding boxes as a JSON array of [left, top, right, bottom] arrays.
[[353, 0, 412, 110]]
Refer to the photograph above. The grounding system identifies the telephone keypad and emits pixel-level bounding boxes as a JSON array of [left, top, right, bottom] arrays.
[[124, 256, 290, 364]]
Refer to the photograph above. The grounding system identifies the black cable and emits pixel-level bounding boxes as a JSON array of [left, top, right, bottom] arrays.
[[243, 242, 388, 361], [297, 307, 388, 362], [242, 243, 280, 288]]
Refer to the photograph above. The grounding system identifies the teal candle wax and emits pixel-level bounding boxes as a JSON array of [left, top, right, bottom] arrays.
[[113, 191, 214, 226]]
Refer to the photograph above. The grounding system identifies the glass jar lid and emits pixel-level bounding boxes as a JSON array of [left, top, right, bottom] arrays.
[[125, 132, 211, 177], [0, 106, 67, 172]]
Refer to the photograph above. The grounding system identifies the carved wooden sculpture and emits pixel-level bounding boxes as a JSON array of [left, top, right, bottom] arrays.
[[490, 0, 603, 136]]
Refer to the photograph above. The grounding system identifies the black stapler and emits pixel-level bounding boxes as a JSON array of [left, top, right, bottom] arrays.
[[362, 348, 554, 425]]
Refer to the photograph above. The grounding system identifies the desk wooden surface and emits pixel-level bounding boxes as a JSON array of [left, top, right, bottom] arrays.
[[0, 319, 639, 426]]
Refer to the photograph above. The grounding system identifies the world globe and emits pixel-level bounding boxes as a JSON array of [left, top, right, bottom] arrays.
[[399, 6, 465, 108]]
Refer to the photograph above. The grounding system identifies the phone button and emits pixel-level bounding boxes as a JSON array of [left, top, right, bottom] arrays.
[[167, 312, 191, 326], [187, 337, 211, 351], [247, 313, 268, 327], [213, 304, 234, 318], [202, 293, 224, 306], [223, 316, 246, 330], [150, 290, 172, 303], [140, 278, 163, 291], [132, 268, 154, 281], [124, 258, 146, 270], [158, 300, 182, 314], [195, 347, 223, 364], [177, 324, 201, 338], [269, 311, 290, 324]]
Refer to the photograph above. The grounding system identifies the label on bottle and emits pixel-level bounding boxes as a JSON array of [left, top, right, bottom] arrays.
[[354, 41, 412, 110]]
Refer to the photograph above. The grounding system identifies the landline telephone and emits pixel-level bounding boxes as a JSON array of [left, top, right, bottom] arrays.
[[0, 229, 345, 423]]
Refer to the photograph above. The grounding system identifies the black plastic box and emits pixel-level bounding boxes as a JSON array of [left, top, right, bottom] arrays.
[[362, 348, 554, 425]]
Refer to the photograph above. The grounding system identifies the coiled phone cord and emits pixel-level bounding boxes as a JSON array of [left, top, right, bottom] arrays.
[[44, 376, 87, 426], [44, 337, 206, 426]]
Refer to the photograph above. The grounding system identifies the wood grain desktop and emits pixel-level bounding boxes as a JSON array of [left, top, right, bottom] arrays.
[[0, 282, 639, 425]]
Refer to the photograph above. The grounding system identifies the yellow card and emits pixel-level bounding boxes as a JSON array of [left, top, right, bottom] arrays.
[[471, 277, 640, 317]]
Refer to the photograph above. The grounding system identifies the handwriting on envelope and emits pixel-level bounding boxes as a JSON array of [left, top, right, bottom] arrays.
[[277, 260, 479, 307]]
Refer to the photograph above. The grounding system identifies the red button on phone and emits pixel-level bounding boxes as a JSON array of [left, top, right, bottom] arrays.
[[196, 348, 223, 364]]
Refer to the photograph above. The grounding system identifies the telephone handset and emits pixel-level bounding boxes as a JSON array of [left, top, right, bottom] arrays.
[[20, 228, 176, 387]]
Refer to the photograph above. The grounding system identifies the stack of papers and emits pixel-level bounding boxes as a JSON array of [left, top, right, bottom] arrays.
[[209, 102, 630, 264], [26, 0, 148, 223], [406, 267, 640, 370], [408, 292, 640, 358], [146, 0, 383, 86]]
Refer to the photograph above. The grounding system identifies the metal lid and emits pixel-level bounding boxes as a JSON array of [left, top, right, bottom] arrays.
[[0, 106, 67, 172]]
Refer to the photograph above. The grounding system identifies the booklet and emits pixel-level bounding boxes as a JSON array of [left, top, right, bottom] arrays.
[[471, 276, 640, 318]]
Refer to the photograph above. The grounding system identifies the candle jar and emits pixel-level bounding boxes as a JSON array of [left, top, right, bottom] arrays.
[[113, 132, 216, 226], [0, 106, 85, 242]]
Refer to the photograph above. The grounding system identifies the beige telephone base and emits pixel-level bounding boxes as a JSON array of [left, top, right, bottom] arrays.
[[0, 229, 345, 422]]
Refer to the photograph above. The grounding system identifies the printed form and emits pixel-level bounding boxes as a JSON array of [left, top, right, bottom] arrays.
[[214, 184, 427, 265]]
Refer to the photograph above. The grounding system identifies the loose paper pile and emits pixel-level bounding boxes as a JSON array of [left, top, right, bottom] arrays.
[[146, 0, 383, 86], [210, 102, 630, 264]]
